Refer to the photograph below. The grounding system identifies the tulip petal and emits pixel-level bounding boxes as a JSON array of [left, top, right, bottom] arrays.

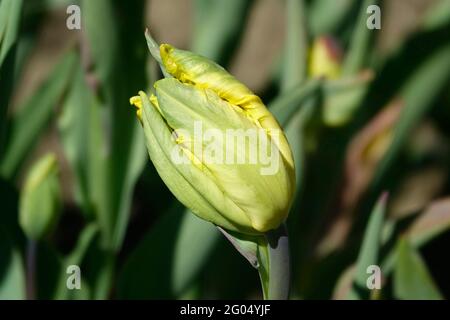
[[138, 91, 256, 233], [152, 81, 295, 232]]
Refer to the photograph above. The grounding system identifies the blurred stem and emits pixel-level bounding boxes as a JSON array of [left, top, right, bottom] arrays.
[[258, 223, 291, 300], [26, 239, 37, 300], [281, 0, 308, 92]]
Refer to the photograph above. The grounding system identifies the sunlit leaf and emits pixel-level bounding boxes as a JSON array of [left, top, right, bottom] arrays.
[[394, 238, 443, 300]]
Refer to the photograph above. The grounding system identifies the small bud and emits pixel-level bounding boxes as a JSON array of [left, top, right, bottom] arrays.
[[309, 36, 342, 79], [19, 153, 62, 240]]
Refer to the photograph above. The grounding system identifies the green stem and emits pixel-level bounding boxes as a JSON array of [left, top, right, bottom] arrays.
[[258, 223, 291, 300]]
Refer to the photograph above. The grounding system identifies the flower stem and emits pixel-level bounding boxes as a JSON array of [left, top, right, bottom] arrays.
[[263, 223, 291, 300]]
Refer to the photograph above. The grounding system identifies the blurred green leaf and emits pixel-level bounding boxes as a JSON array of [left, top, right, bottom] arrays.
[[332, 264, 355, 299], [58, 64, 105, 220], [0, 51, 77, 179], [0, 0, 22, 65], [422, 0, 450, 31], [82, 0, 147, 251], [322, 71, 373, 126], [394, 238, 443, 300], [348, 192, 387, 299], [407, 198, 450, 247], [0, 0, 22, 156], [269, 78, 321, 127], [308, 0, 357, 36], [118, 206, 219, 299], [381, 198, 450, 275], [54, 224, 99, 299], [342, 0, 380, 75], [0, 229, 25, 299], [281, 0, 308, 92], [371, 42, 450, 189], [191, 0, 253, 65], [218, 228, 259, 268]]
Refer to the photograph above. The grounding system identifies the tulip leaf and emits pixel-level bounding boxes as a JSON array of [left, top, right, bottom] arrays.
[[0, 229, 25, 299], [281, 0, 308, 92], [422, 0, 450, 31], [0, 0, 22, 153], [82, 0, 147, 251], [342, 0, 380, 75], [322, 72, 373, 126], [394, 238, 443, 300], [381, 198, 450, 276], [0, 0, 22, 66], [308, 0, 357, 36], [218, 227, 259, 268], [269, 78, 321, 127], [191, 0, 254, 66], [371, 42, 450, 189], [347, 192, 387, 300], [0, 50, 77, 179], [118, 206, 219, 299], [54, 224, 99, 299]]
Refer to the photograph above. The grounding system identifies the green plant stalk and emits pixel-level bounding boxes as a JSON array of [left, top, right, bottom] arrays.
[[258, 223, 291, 300]]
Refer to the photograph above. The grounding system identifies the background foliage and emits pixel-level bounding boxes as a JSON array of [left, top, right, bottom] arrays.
[[0, 0, 449, 299]]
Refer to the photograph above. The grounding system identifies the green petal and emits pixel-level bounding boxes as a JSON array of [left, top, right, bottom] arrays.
[[153, 81, 295, 232], [139, 91, 254, 233]]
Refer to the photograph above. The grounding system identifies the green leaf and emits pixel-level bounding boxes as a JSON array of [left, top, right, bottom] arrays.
[[0, 229, 25, 299], [0, 0, 22, 156], [218, 227, 259, 268], [0, 50, 77, 179], [381, 198, 450, 275], [371, 42, 450, 189], [394, 238, 443, 300], [58, 64, 106, 220], [54, 224, 99, 299], [422, 0, 450, 31], [308, 0, 357, 36], [269, 78, 321, 127], [407, 198, 450, 247], [0, 0, 22, 66], [322, 71, 373, 126], [118, 206, 219, 299], [81, 0, 147, 251], [191, 0, 254, 66], [348, 192, 387, 299], [342, 0, 380, 75], [281, 0, 308, 92]]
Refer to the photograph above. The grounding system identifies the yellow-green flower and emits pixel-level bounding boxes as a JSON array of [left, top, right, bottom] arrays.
[[130, 39, 295, 235]]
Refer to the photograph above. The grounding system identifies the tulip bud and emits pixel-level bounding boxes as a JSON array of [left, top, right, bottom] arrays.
[[309, 36, 342, 79], [131, 40, 295, 235], [19, 153, 61, 240]]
